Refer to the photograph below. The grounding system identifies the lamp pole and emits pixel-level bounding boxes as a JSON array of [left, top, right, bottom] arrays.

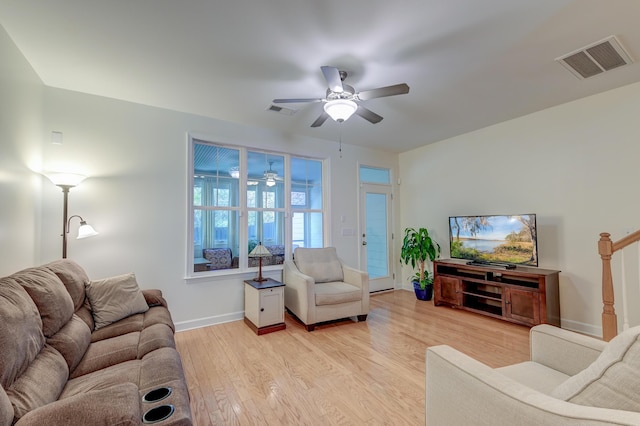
[[59, 184, 72, 259]]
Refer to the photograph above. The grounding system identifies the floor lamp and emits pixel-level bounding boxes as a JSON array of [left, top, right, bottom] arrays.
[[249, 242, 271, 282], [45, 172, 99, 258]]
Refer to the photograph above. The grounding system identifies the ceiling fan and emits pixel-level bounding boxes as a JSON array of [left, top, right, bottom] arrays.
[[264, 161, 282, 187], [272, 66, 410, 127]]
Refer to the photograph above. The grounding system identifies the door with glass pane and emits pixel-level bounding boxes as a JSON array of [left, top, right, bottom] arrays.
[[359, 182, 394, 292]]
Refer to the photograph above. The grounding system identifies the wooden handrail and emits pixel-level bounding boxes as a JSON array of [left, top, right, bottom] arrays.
[[612, 229, 640, 252], [598, 230, 640, 341]]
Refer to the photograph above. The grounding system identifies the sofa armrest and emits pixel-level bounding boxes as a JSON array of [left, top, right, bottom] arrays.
[[530, 324, 606, 376], [283, 261, 316, 323], [426, 345, 640, 426], [16, 383, 141, 426], [142, 289, 168, 308]]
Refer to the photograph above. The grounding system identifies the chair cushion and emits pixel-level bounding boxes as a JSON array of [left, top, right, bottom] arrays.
[[551, 325, 640, 412], [314, 282, 361, 306], [203, 248, 233, 270], [85, 273, 149, 330], [497, 361, 570, 395], [294, 247, 344, 283]]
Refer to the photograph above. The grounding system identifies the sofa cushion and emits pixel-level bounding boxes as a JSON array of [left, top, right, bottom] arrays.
[[294, 247, 344, 283], [0, 385, 13, 426], [85, 273, 149, 330], [551, 325, 640, 412], [71, 332, 140, 378], [13, 267, 75, 337], [314, 282, 362, 306], [0, 278, 45, 389], [6, 344, 68, 422], [18, 383, 141, 426], [44, 259, 90, 312], [46, 314, 92, 372], [89, 305, 175, 343]]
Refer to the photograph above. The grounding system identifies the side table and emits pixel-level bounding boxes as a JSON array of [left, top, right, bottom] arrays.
[[243, 278, 286, 335]]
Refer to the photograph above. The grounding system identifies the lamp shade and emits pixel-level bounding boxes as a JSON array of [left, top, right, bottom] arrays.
[[77, 221, 99, 239], [45, 172, 87, 187], [324, 99, 357, 122], [249, 242, 271, 257], [229, 166, 240, 179]]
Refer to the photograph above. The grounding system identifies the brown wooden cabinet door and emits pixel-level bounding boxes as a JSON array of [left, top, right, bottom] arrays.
[[504, 287, 540, 325], [434, 276, 461, 306]]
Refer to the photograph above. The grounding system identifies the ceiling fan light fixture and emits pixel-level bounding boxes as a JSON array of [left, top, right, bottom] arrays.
[[266, 176, 276, 187], [324, 99, 357, 122]]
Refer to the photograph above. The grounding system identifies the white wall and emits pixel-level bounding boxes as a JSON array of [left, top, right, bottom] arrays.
[[38, 87, 399, 329], [0, 24, 43, 273], [399, 81, 640, 336]]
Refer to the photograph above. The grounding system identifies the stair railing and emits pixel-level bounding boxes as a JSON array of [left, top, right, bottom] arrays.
[[598, 230, 640, 341]]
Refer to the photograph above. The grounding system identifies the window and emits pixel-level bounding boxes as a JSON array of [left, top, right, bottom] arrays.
[[291, 157, 323, 249], [189, 138, 325, 275], [192, 144, 240, 272]]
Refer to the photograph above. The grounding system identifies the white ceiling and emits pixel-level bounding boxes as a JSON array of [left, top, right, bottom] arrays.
[[2, 0, 640, 153]]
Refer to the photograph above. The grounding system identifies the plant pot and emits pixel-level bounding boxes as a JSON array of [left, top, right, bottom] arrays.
[[413, 281, 433, 301]]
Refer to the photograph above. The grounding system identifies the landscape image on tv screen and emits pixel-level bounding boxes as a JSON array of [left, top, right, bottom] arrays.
[[449, 214, 538, 266]]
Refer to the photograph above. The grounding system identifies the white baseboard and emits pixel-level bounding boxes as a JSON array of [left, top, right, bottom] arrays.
[[175, 311, 244, 332], [559, 318, 601, 338]]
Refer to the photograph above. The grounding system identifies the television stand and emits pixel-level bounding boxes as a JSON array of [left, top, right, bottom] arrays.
[[433, 259, 560, 327], [465, 260, 516, 269]]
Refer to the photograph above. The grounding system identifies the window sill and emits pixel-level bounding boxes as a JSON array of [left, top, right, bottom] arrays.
[[184, 264, 283, 283]]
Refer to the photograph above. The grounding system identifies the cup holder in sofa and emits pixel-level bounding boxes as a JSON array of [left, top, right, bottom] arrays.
[[142, 404, 175, 424], [142, 387, 173, 403]]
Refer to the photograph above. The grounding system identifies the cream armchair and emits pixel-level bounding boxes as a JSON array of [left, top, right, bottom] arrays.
[[426, 324, 640, 425], [283, 247, 369, 331]]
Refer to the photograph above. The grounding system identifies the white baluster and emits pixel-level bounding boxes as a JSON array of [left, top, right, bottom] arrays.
[[621, 248, 629, 331]]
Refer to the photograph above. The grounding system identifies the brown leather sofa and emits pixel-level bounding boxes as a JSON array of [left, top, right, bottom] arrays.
[[0, 259, 192, 425]]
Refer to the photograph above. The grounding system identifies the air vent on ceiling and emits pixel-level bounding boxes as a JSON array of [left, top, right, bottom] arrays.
[[556, 35, 633, 79], [267, 104, 296, 115]]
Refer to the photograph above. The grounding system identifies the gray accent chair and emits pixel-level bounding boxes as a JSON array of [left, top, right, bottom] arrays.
[[426, 324, 640, 425], [283, 247, 369, 331]]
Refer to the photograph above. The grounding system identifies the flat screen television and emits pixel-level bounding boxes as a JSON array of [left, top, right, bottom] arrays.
[[449, 214, 538, 267]]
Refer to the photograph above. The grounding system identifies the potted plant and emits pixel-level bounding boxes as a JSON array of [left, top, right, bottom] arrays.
[[400, 227, 441, 301]]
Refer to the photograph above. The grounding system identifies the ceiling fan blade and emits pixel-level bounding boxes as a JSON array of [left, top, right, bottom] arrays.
[[310, 111, 330, 127], [355, 106, 383, 124], [357, 83, 410, 101], [272, 98, 323, 104], [321, 66, 344, 93]]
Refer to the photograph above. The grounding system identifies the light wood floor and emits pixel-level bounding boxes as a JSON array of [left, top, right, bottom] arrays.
[[175, 290, 530, 425]]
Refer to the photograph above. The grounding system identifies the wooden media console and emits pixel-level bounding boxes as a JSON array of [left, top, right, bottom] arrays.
[[433, 259, 560, 327]]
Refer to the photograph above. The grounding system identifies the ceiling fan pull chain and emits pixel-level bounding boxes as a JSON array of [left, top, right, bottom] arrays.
[[339, 124, 343, 159]]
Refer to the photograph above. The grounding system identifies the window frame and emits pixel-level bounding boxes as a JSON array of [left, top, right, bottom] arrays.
[[187, 135, 327, 278]]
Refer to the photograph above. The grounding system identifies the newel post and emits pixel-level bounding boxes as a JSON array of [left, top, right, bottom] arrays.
[[599, 232, 617, 341]]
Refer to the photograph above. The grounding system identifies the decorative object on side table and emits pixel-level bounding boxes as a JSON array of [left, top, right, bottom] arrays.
[[249, 242, 271, 282], [400, 227, 441, 301]]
